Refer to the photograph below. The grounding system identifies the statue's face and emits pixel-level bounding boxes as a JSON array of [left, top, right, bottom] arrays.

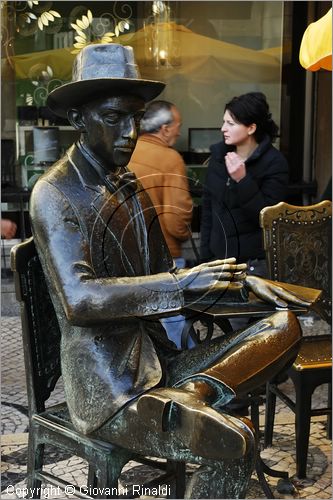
[[81, 95, 145, 168]]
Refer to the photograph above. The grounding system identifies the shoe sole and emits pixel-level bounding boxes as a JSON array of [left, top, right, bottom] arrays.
[[137, 388, 254, 459]]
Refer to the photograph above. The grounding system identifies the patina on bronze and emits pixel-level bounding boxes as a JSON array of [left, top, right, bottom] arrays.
[[30, 44, 314, 498]]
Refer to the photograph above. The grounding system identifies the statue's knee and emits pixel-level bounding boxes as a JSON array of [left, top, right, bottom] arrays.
[[249, 310, 301, 350], [269, 310, 302, 349], [268, 310, 301, 335]]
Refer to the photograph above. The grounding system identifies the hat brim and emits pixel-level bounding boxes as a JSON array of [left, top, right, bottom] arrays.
[[47, 78, 165, 118]]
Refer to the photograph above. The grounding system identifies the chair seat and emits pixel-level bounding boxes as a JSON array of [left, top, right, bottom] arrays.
[[35, 402, 74, 432], [293, 336, 332, 371], [33, 402, 122, 454]]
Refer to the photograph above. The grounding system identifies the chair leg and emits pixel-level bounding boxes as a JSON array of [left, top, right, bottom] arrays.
[[327, 383, 332, 439], [95, 447, 133, 499], [250, 395, 293, 499], [264, 381, 276, 448], [294, 378, 312, 479], [250, 396, 260, 432], [87, 464, 98, 489], [26, 431, 44, 499], [166, 460, 186, 498]]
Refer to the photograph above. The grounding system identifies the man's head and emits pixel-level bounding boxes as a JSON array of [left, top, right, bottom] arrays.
[[46, 44, 165, 170], [140, 100, 182, 147], [68, 95, 145, 168]]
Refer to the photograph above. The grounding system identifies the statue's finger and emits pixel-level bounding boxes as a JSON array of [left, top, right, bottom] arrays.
[[259, 289, 286, 307], [212, 281, 231, 290], [234, 263, 247, 271], [273, 296, 288, 308], [231, 271, 247, 281], [210, 264, 247, 273], [224, 263, 247, 272], [275, 287, 311, 307], [206, 258, 236, 266], [214, 272, 235, 280]]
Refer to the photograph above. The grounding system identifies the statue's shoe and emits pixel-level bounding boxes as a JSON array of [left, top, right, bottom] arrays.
[[137, 387, 254, 460]]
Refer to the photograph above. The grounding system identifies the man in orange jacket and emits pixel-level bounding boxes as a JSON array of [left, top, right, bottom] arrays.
[[129, 100, 193, 347], [128, 100, 193, 269]]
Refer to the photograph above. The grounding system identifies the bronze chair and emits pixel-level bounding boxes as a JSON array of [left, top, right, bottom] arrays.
[[11, 237, 185, 499], [260, 200, 332, 479]]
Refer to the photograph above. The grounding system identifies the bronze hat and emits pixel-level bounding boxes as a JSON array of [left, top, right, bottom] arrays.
[[47, 44, 165, 118]]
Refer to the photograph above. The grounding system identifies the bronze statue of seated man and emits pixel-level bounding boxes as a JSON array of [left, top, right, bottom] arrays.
[[30, 44, 314, 498]]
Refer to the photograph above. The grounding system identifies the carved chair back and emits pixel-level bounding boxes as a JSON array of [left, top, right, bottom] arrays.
[[260, 200, 332, 319], [11, 236, 62, 416]]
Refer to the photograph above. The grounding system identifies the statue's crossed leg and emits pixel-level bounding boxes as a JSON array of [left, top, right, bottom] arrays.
[[95, 311, 301, 498]]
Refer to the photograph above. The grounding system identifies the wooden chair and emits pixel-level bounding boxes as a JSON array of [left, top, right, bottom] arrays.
[[11, 237, 185, 499], [260, 200, 332, 479]]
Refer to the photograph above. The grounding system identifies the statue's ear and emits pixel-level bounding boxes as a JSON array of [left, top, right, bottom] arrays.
[[67, 108, 85, 131]]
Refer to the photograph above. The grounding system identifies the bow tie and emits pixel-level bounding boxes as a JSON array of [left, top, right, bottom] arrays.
[[104, 171, 138, 193]]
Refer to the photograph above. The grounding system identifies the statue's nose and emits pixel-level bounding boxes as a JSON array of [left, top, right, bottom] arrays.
[[123, 116, 137, 140]]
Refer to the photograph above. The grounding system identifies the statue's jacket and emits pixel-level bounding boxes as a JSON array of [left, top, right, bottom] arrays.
[[30, 144, 184, 434]]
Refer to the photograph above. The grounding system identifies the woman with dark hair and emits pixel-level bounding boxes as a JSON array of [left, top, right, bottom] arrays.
[[200, 92, 288, 277]]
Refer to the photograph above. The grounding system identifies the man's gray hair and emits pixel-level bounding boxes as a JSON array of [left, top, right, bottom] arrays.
[[140, 100, 175, 133]]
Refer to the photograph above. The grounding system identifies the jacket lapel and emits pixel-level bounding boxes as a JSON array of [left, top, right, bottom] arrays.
[[66, 145, 151, 277]]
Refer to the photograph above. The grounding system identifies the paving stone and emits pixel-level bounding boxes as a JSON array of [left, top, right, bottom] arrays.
[[318, 492, 332, 499]]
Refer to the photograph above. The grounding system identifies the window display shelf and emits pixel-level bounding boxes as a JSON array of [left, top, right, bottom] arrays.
[[17, 125, 77, 157], [16, 124, 79, 188]]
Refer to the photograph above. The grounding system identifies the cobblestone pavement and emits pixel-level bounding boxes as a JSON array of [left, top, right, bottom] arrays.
[[1, 314, 331, 499]]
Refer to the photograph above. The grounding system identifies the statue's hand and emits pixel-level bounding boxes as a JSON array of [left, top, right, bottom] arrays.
[[176, 258, 247, 293], [245, 275, 312, 308]]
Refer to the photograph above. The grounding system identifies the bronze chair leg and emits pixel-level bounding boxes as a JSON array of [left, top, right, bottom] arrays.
[[26, 430, 44, 499], [251, 395, 293, 499], [95, 448, 133, 499], [264, 381, 277, 448], [166, 460, 186, 498], [327, 384, 332, 439], [292, 372, 313, 479]]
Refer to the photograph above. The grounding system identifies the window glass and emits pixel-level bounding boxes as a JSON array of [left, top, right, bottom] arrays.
[[5, 1, 284, 154], [137, 1, 284, 151]]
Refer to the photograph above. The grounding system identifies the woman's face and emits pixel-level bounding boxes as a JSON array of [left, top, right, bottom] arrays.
[[221, 110, 256, 147]]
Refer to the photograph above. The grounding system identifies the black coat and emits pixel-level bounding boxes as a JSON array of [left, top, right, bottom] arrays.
[[200, 135, 288, 262]]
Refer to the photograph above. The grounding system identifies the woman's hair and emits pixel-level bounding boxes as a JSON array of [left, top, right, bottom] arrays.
[[224, 92, 279, 143]]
